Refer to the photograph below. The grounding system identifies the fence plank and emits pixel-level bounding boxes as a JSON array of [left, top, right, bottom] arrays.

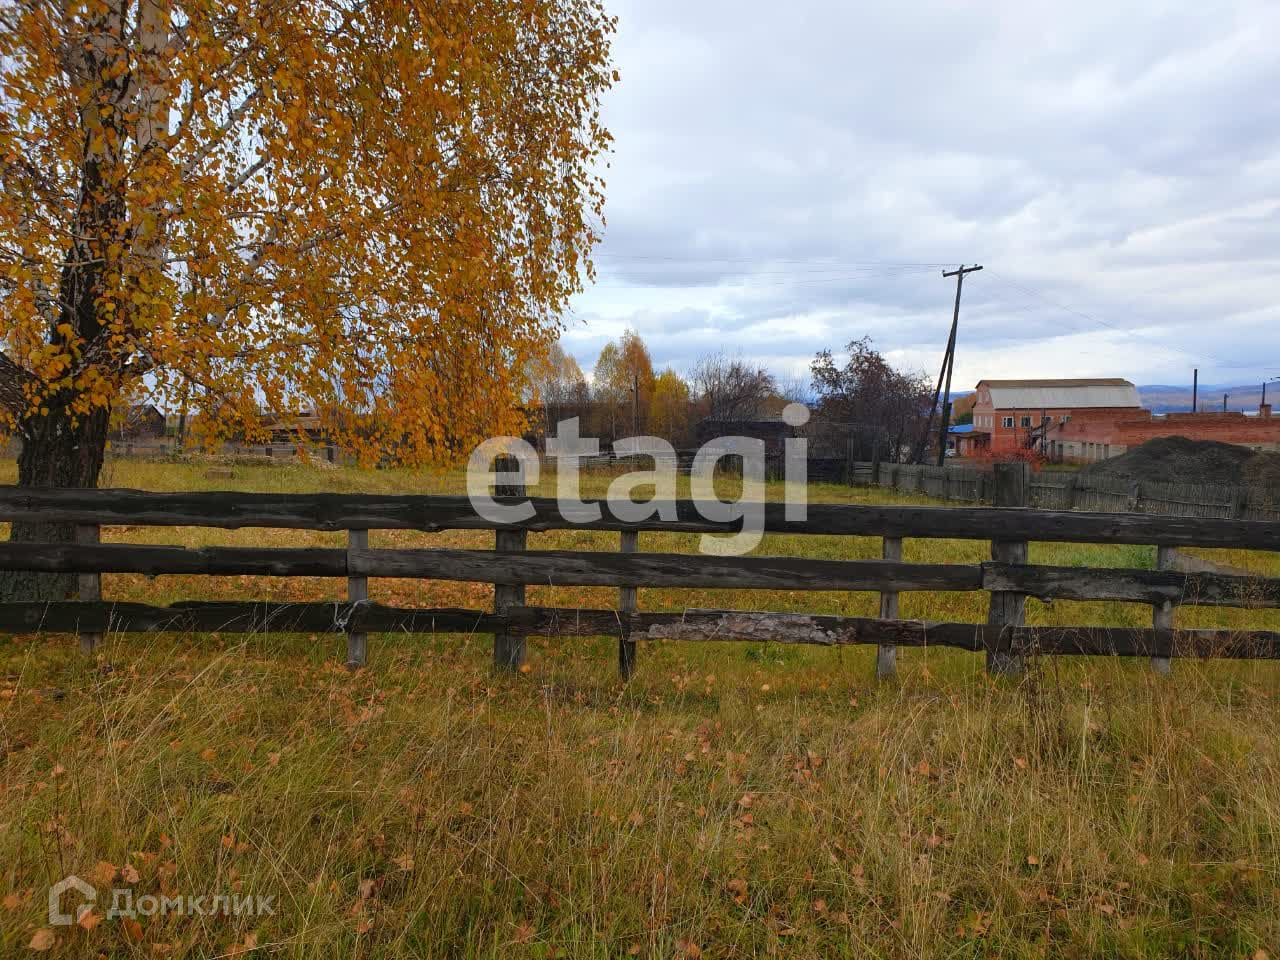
[[492, 455, 527, 671], [987, 463, 1029, 675], [980, 563, 1280, 608], [347, 551, 983, 593], [9, 601, 1279, 660], [9, 541, 1278, 609], [4, 486, 1279, 548], [0, 543, 349, 576], [0, 601, 502, 634], [514, 608, 1280, 659], [876, 537, 901, 680], [619, 530, 638, 680], [1152, 545, 1174, 676], [75, 524, 101, 654], [0, 542, 984, 593], [347, 529, 368, 668]]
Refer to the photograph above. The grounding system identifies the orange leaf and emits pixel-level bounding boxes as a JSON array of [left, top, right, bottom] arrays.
[[28, 929, 56, 951]]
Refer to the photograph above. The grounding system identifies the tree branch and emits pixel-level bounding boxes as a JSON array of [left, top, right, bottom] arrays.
[[0, 350, 36, 416]]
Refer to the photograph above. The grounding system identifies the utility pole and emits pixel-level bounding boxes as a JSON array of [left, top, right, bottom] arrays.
[[1262, 376, 1279, 408], [632, 371, 639, 435], [926, 264, 983, 465]]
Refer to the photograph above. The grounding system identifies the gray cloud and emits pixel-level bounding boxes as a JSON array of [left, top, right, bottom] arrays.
[[568, 0, 1280, 390]]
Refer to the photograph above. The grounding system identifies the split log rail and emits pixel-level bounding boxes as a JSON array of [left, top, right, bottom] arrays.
[[1, 463, 1279, 676]]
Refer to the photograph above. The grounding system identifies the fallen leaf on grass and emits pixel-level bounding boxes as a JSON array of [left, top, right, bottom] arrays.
[[28, 928, 56, 951]]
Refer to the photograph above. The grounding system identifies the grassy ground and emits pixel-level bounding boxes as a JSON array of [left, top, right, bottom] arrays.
[[2, 456, 1279, 958]]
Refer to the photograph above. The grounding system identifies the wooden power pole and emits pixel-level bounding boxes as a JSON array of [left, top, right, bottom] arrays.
[[923, 264, 983, 465]]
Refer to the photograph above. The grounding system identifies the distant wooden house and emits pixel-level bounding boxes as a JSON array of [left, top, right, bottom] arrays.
[[115, 404, 166, 441], [693, 417, 794, 456], [262, 410, 330, 443]]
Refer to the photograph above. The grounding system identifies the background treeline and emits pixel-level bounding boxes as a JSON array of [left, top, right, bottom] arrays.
[[527, 331, 933, 460]]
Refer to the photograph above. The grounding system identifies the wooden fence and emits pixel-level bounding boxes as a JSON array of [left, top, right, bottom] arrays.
[[852, 461, 1280, 521], [1, 463, 1279, 677]]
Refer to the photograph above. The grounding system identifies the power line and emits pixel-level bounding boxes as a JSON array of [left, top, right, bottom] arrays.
[[593, 254, 954, 266]]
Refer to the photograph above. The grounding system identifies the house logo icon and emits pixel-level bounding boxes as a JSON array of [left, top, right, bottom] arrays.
[[48, 875, 96, 926]]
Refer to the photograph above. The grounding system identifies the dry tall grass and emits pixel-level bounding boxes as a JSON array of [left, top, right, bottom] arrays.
[[2, 458, 1278, 957]]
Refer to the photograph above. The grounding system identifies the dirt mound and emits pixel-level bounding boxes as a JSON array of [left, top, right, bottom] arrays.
[[1080, 435, 1280, 487]]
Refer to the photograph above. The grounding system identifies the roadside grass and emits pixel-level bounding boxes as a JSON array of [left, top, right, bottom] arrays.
[[1, 457, 1279, 958]]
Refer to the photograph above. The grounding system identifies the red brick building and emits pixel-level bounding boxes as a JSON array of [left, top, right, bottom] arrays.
[[964, 378, 1143, 455], [1050, 405, 1280, 461]]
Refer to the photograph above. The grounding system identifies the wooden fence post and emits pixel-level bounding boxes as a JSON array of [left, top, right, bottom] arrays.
[[493, 454, 528, 671], [876, 536, 901, 680], [619, 530, 638, 679], [75, 524, 101, 654], [987, 462, 1029, 675], [1151, 544, 1174, 676], [346, 528, 368, 668], [870, 443, 882, 487]]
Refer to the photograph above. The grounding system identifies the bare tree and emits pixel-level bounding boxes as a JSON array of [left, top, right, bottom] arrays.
[[691, 353, 777, 421]]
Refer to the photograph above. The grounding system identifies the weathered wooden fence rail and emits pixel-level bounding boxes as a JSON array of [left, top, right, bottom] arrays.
[[851, 461, 1280, 521], [2, 462, 1279, 676]]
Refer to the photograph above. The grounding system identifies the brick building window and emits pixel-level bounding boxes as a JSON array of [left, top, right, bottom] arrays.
[[1001, 416, 1014, 428], [1020, 416, 1032, 428]]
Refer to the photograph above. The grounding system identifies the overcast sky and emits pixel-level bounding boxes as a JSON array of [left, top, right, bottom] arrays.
[[563, 0, 1280, 393]]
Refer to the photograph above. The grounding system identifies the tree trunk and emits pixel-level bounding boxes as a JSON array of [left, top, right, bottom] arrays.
[[0, 400, 110, 601]]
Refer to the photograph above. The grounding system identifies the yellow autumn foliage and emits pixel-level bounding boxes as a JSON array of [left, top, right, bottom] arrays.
[[0, 0, 616, 472]]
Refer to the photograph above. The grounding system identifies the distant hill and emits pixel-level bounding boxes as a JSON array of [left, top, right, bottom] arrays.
[[1137, 383, 1271, 414]]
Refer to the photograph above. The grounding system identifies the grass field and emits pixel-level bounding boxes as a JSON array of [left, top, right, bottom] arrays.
[[2, 457, 1279, 958]]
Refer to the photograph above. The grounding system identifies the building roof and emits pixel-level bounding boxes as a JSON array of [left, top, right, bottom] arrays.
[[948, 423, 975, 434], [978, 378, 1141, 410]]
